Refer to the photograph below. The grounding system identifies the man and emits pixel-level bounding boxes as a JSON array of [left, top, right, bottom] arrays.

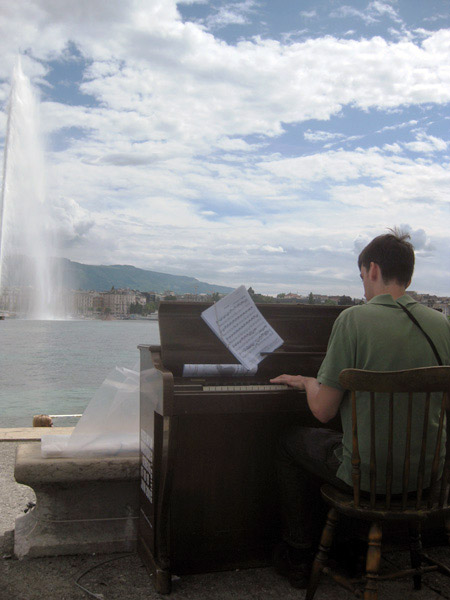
[[270, 230, 450, 588]]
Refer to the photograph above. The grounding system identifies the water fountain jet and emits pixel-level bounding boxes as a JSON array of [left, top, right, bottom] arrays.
[[0, 58, 65, 319]]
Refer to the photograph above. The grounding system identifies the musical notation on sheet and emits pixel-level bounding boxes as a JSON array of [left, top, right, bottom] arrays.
[[201, 285, 283, 370]]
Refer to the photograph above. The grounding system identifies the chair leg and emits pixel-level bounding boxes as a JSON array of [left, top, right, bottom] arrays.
[[305, 508, 339, 600], [364, 522, 382, 600], [445, 515, 450, 545], [409, 522, 422, 590]]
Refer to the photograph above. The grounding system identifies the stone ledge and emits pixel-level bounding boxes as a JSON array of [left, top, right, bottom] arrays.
[[15, 442, 139, 484], [0, 427, 74, 442]]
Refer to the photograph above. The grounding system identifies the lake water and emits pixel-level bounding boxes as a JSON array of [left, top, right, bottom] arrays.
[[0, 319, 160, 427]]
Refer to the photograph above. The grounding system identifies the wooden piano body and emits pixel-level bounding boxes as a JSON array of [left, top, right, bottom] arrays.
[[138, 301, 346, 593]]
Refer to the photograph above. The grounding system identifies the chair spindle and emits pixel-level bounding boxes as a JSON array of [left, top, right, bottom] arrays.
[[351, 390, 361, 507], [386, 392, 394, 509], [416, 392, 431, 509], [402, 392, 413, 510], [370, 391, 377, 508], [428, 391, 447, 509]]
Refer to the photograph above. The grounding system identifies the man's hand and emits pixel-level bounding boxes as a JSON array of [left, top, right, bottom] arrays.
[[270, 374, 310, 390], [270, 373, 343, 423]]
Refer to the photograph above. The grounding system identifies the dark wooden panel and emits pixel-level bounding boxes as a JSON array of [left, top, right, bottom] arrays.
[[158, 302, 346, 376], [169, 412, 309, 573]]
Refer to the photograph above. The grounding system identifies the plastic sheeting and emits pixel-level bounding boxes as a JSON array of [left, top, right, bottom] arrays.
[[41, 365, 139, 457]]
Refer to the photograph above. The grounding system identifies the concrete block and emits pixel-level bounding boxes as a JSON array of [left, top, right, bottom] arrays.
[[13, 442, 140, 558]]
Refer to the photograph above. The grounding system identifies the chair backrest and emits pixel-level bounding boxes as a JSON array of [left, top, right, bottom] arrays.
[[338, 366, 450, 511]]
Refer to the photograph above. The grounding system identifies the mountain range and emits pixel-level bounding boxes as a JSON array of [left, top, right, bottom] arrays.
[[64, 259, 234, 294], [3, 256, 234, 295]]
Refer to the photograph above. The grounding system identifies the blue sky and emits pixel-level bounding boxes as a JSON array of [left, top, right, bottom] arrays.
[[0, 0, 449, 297]]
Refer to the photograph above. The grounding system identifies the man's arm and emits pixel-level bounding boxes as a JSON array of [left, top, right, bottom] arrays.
[[270, 374, 343, 423]]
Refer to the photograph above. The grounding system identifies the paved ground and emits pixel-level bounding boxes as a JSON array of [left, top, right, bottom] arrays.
[[1, 439, 450, 600]]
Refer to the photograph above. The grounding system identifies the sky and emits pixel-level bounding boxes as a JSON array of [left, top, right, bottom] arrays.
[[0, 0, 450, 298]]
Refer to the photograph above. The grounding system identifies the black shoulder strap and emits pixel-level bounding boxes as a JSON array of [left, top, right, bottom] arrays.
[[398, 303, 443, 366]]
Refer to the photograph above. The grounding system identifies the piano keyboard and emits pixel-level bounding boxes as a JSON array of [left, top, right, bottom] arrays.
[[203, 384, 289, 392], [175, 382, 290, 392]]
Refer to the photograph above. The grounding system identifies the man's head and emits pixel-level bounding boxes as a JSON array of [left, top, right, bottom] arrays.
[[358, 229, 415, 289]]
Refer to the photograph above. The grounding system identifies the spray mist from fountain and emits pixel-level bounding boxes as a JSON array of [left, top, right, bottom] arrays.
[[0, 58, 65, 319]]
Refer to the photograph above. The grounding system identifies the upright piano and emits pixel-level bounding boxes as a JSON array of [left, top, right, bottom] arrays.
[[138, 301, 346, 593]]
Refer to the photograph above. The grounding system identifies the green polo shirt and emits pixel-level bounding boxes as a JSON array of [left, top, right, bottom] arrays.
[[317, 294, 450, 493]]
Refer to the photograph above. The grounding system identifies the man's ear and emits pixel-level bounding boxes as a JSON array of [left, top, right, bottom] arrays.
[[368, 262, 380, 280]]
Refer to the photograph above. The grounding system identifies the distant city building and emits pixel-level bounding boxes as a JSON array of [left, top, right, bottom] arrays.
[[70, 290, 100, 315], [178, 293, 210, 302], [409, 291, 449, 317], [0, 287, 22, 312], [102, 289, 139, 315], [92, 294, 104, 313], [1, 286, 449, 318]]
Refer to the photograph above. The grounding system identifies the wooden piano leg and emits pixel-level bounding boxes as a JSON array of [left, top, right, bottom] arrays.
[[138, 536, 171, 594], [155, 415, 179, 594], [155, 567, 172, 594]]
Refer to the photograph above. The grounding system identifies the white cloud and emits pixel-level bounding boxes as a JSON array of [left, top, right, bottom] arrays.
[[330, 5, 379, 25], [260, 146, 450, 207], [330, 1, 401, 26], [370, 1, 401, 22], [4, 4, 450, 153], [403, 132, 448, 154], [50, 196, 95, 250], [214, 136, 262, 152], [398, 225, 435, 253], [304, 130, 345, 142], [383, 142, 403, 153], [200, 0, 258, 30], [300, 11, 317, 19], [377, 119, 418, 133], [1, 1, 450, 296], [261, 245, 285, 253]]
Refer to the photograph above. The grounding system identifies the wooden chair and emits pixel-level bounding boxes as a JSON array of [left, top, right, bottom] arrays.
[[306, 366, 450, 600]]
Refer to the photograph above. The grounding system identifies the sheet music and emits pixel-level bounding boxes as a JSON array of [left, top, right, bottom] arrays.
[[201, 285, 283, 370], [182, 364, 257, 377]]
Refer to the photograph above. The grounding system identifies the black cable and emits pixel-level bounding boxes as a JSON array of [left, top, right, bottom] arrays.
[[74, 552, 135, 599]]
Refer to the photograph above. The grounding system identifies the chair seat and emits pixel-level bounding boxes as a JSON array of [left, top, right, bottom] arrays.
[[320, 483, 450, 522]]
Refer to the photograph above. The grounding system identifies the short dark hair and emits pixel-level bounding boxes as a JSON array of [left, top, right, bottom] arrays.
[[358, 229, 415, 286]]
